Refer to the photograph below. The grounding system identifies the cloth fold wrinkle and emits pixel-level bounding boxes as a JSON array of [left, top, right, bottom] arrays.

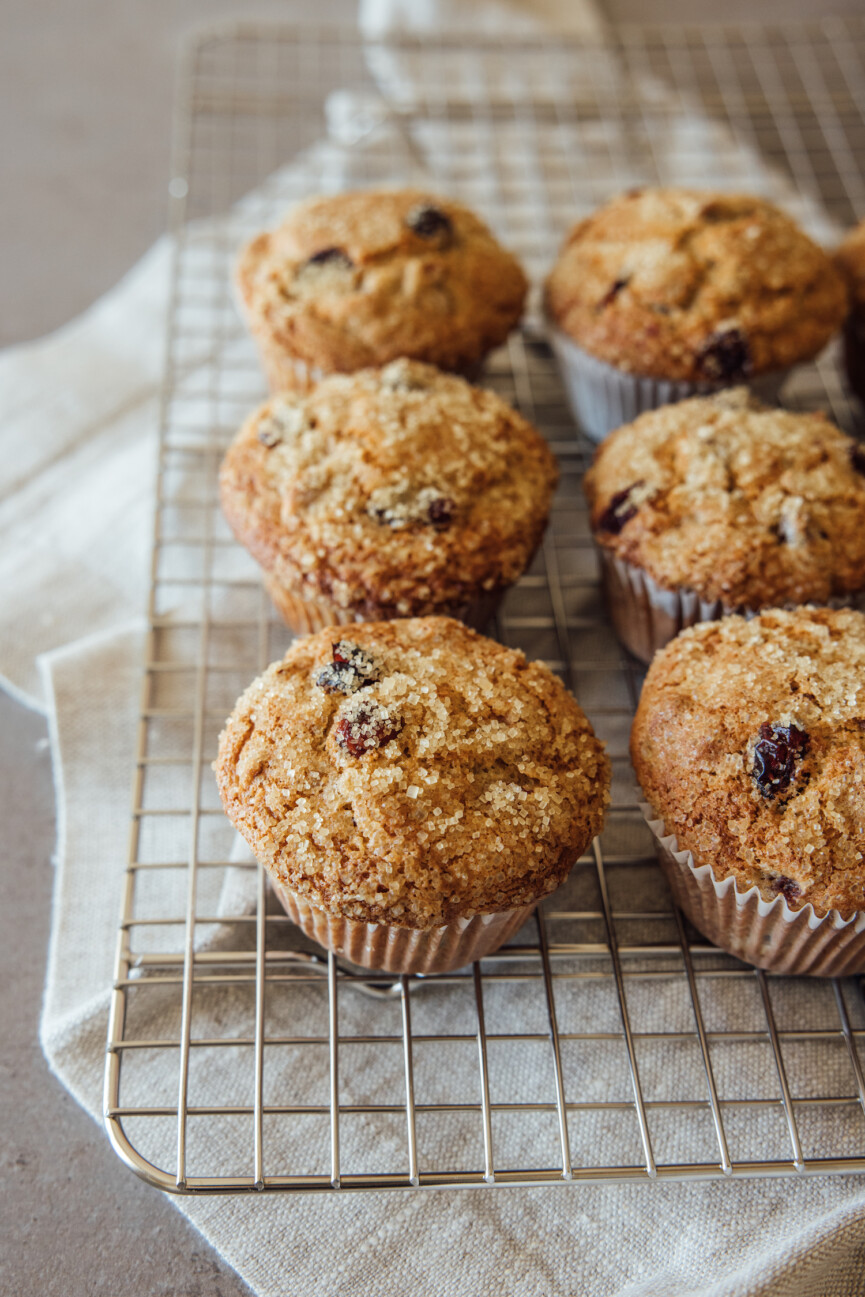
[[1, 3, 863, 1294]]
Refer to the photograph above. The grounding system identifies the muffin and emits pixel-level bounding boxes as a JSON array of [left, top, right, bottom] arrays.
[[236, 189, 528, 391], [584, 389, 865, 663], [631, 607, 865, 975], [214, 617, 611, 974], [834, 218, 865, 403], [219, 359, 559, 634], [545, 188, 848, 441]]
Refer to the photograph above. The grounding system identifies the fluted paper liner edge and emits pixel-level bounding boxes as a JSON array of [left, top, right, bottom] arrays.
[[263, 575, 503, 636], [545, 319, 789, 443], [639, 801, 865, 976], [598, 549, 735, 663], [597, 549, 865, 664], [271, 881, 537, 974]]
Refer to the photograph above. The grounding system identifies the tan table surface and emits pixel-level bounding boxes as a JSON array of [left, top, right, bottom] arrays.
[[1, 2, 861, 1294]]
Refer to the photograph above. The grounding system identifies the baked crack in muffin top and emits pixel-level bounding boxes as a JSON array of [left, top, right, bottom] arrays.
[[237, 188, 528, 375], [219, 360, 559, 617], [631, 608, 865, 916], [584, 389, 865, 609], [545, 188, 847, 381], [214, 618, 611, 928]]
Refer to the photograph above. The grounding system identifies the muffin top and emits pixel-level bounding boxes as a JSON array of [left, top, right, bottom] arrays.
[[584, 389, 865, 609], [219, 360, 558, 617], [236, 189, 528, 375], [545, 188, 847, 381], [214, 618, 610, 928], [835, 218, 865, 312], [631, 607, 865, 917]]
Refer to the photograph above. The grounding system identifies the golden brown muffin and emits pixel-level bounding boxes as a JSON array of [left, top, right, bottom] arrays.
[[631, 608, 865, 918], [585, 389, 865, 612], [237, 189, 528, 390], [834, 218, 865, 403], [219, 360, 558, 633], [214, 618, 610, 969], [546, 188, 847, 383]]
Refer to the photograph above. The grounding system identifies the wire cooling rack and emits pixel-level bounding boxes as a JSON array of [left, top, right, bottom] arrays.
[[105, 20, 865, 1193]]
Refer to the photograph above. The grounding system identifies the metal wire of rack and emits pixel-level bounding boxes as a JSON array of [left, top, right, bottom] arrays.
[[105, 19, 865, 1194]]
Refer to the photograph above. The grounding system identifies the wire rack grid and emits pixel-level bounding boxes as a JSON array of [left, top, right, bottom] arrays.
[[105, 20, 865, 1195]]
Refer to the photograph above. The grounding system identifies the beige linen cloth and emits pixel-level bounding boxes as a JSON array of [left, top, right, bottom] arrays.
[[4, 2, 865, 1293]]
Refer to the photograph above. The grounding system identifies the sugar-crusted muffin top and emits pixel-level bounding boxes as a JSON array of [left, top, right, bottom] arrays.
[[214, 618, 610, 928], [631, 607, 865, 916], [835, 218, 865, 312], [219, 360, 559, 616], [236, 189, 528, 374], [584, 389, 865, 609], [545, 188, 847, 381]]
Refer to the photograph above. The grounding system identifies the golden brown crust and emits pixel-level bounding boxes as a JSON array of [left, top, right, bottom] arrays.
[[214, 618, 611, 928], [631, 608, 865, 917], [237, 189, 528, 379], [219, 361, 558, 618], [584, 389, 865, 609], [545, 189, 847, 381]]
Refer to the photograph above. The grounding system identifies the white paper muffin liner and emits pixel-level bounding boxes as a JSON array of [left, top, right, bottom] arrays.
[[271, 881, 537, 974], [597, 549, 734, 663], [597, 549, 865, 664], [546, 321, 789, 443], [263, 575, 503, 636], [639, 802, 865, 976]]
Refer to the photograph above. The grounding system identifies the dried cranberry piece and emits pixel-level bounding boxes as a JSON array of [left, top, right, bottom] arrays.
[[770, 875, 802, 905], [335, 701, 402, 756], [696, 327, 752, 383], [304, 247, 354, 270], [597, 482, 644, 535], [427, 497, 453, 528], [258, 423, 282, 448], [598, 277, 629, 309], [368, 487, 454, 529], [317, 666, 347, 694], [851, 444, 865, 476], [315, 641, 380, 695], [752, 722, 810, 800], [406, 205, 453, 241]]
